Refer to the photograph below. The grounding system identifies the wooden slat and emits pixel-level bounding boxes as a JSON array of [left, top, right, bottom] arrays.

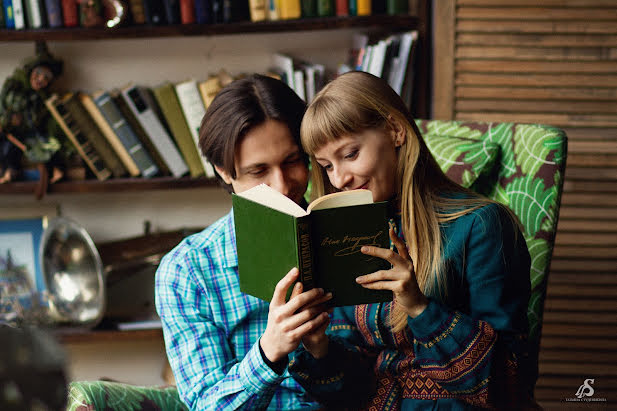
[[555, 232, 617, 246], [562, 127, 617, 140], [456, 86, 617, 100], [543, 311, 617, 324], [557, 219, 617, 231], [548, 272, 617, 285], [563, 180, 617, 193], [545, 298, 617, 311], [456, 59, 617, 73], [565, 167, 617, 181], [553, 246, 617, 259], [456, 73, 617, 87], [541, 336, 617, 349], [550, 259, 616, 272], [457, 20, 617, 34], [456, 99, 617, 114], [539, 361, 617, 376], [457, 33, 617, 47], [457, 7, 617, 20], [456, 45, 617, 60], [567, 153, 617, 167], [432, 0, 456, 119], [456, 112, 617, 127], [546, 284, 617, 298], [559, 207, 617, 220], [542, 323, 617, 338], [560, 192, 617, 207], [568, 141, 617, 153], [540, 349, 617, 362]]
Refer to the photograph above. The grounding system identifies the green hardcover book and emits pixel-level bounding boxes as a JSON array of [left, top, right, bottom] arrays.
[[152, 82, 205, 178], [317, 0, 333, 16], [232, 184, 392, 307]]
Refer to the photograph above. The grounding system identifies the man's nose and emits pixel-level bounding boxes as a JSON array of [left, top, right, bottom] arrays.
[[268, 168, 291, 197]]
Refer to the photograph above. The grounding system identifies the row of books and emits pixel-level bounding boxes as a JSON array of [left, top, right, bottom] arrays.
[[44, 74, 234, 181], [0, 0, 408, 30]]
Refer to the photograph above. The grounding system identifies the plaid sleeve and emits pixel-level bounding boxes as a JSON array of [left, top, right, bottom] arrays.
[[155, 240, 285, 410]]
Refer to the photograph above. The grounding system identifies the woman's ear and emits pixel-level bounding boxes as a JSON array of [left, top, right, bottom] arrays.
[[389, 117, 406, 147], [214, 165, 233, 185]]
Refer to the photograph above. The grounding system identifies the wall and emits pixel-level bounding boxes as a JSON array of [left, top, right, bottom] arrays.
[[0, 30, 356, 384], [432, 0, 617, 406]]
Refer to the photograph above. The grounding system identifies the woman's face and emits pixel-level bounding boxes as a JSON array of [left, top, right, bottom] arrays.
[[313, 127, 400, 202]]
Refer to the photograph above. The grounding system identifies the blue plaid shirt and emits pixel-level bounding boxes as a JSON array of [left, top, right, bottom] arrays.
[[155, 210, 320, 410]]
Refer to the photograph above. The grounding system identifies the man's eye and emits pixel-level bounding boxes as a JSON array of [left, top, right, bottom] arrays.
[[248, 169, 266, 176]]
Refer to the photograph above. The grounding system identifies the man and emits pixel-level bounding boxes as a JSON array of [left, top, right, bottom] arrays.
[[156, 74, 330, 410]]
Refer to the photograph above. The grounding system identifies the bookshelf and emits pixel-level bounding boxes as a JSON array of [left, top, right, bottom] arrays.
[[0, 12, 431, 196]]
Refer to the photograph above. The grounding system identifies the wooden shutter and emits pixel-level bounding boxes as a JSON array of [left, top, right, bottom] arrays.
[[433, 0, 617, 406]]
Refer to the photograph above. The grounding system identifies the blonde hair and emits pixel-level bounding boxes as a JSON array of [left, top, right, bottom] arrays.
[[302, 72, 495, 331]]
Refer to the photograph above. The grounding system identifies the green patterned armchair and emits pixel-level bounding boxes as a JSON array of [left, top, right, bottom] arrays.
[[65, 120, 567, 410]]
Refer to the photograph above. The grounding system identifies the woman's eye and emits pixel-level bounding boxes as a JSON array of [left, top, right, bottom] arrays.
[[344, 150, 358, 160], [322, 164, 332, 171]]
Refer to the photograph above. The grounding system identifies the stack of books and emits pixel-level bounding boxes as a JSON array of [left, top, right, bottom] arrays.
[[44, 72, 236, 181]]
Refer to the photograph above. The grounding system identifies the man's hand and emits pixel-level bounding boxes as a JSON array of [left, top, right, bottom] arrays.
[[260, 268, 332, 363]]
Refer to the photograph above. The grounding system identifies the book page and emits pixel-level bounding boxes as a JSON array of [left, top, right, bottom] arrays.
[[236, 184, 308, 217], [308, 189, 373, 212]]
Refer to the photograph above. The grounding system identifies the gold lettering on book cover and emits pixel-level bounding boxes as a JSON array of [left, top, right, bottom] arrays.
[[320, 231, 385, 257]]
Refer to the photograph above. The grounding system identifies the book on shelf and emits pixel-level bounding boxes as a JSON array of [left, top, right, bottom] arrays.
[[11, 0, 25, 29], [278, 0, 299, 19], [162, 0, 180, 23], [335, 0, 348, 16], [304, 63, 325, 103], [387, 0, 407, 15], [197, 76, 222, 110], [127, 0, 146, 24], [3, 0, 15, 29], [79, 91, 140, 177], [316, 0, 333, 17], [174, 79, 216, 177], [45, 93, 112, 181], [300, 0, 316, 18], [24, 0, 46, 28], [61, 0, 79, 27], [152, 82, 205, 178], [65, 92, 129, 178], [108, 88, 170, 177], [44, 0, 62, 27], [349, 0, 370, 16], [143, 0, 166, 24], [92, 89, 160, 178], [232, 184, 392, 307], [248, 0, 266, 21], [193, 0, 210, 23], [118, 85, 189, 178], [267, 0, 278, 20]]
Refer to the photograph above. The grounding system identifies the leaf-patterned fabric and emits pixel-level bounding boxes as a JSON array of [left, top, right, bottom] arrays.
[[417, 119, 567, 354], [67, 381, 188, 411]]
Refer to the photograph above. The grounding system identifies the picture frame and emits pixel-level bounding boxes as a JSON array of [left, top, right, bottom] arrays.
[[0, 204, 59, 324]]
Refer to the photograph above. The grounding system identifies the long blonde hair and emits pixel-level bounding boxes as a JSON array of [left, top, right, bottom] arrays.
[[302, 72, 494, 331]]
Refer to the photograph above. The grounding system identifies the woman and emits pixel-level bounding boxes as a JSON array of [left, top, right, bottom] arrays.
[[288, 71, 535, 410]]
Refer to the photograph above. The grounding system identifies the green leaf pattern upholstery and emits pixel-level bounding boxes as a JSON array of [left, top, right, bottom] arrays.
[[67, 381, 188, 411], [416, 119, 567, 351]]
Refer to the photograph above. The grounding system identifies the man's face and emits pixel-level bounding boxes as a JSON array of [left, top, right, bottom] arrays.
[[215, 119, 309, 205], [30, 66, 53, 91]]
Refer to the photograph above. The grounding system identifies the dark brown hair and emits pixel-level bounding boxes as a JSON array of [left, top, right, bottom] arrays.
[[198, 74, 307, 193]]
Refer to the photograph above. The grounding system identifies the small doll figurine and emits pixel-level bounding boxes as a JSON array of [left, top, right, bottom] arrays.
[[0, 41, 67, 187]]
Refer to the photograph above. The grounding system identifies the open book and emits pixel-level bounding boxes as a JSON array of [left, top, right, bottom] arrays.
[[232, 184, 392, 306]]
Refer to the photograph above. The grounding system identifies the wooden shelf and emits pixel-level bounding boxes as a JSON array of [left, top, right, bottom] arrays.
[[0, 15, 420, 42], [55, 327, 163, 344], [0, 176, 218, 195]]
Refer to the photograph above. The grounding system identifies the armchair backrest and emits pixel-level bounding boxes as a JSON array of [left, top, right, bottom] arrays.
[[416, 119, 568, 359]]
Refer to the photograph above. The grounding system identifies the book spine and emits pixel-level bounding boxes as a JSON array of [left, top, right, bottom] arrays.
[[175, 81, 215, 177], [143, 0, 165, 24], [267, 0, 279, 20], [12, 0, 25, 29], [193, 0, 209, 23], [296, 218, 315, 291], [95, 92, 159, 178], [162, 0, 179, 23], [45, 94, 112, 181], [44, 0, 62, 27], [335, 0, 347, 16], [128, 0, 146, 23], [80, 92, 141, 177], [300, 0, 315, 18], [316, 0, 332, 17], [123, 87, 189, 178], [68, 93, 129, 178], [24, 0, 44, 28], [248, 0, 265, 21], [61, 0, 78, 26], [178, 0, 194, 23], [356, 0, 370, 15], [387, 0, 407, 15], [3, 0, 15, 29], [279, 0, 299, 19]]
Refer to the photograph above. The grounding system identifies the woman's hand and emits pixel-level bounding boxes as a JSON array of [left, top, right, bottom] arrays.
[[356, 227, 428, 318], [260, 268, 332, 363]]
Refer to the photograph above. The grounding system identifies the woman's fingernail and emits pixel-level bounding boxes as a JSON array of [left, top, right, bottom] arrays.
[[361, 246, 368, 252]]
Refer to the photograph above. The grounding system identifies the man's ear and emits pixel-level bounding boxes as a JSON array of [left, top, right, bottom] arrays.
[[214, 165, 233, 185], [389, 117, 406, 147]]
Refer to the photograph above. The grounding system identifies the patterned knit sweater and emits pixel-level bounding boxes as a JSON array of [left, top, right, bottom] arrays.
[[289, 203, 535, 410]]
